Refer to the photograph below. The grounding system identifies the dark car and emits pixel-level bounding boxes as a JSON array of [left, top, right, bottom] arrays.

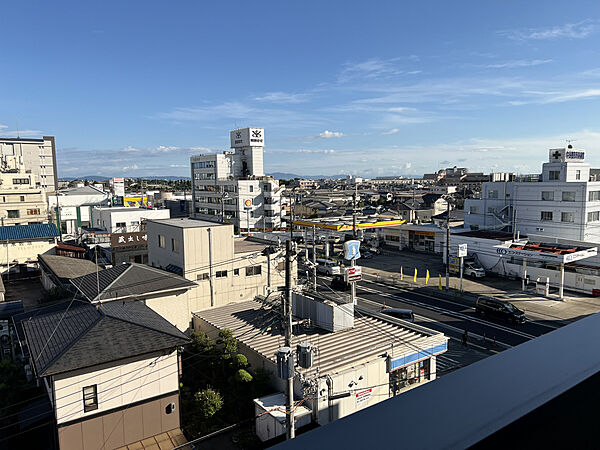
[[475, 297, 526, 323], [380, 308, 414, 323], [331, 274, 351, 291]]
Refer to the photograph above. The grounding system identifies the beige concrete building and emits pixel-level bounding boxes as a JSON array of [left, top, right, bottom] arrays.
[[0, 136, 58, 192], [0, 172, 48, 225], [147, 218, 293, 314]]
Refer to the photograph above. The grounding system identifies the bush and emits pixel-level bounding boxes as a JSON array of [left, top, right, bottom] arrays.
[[193, 388, 224, 419], [232, 353, 248, 369], [234, 369, 253, 383], [190, 331, 215, 354]]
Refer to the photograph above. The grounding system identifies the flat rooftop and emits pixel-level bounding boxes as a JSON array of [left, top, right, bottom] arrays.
[[147, 217, 228, 228], [234, 238, 269, 254], [193, 299, 447, 376]]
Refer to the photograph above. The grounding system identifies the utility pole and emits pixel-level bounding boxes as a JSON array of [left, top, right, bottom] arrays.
[[284, 240, 295, 439], [312, 225, 317, 291], [445, 199, 450, 290], [351, 187, 358, 305], [208, 228, 215, 307], [512, 206, 517, 241]]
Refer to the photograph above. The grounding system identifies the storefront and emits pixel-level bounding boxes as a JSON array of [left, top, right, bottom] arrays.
[[390, 359, 432, 395]]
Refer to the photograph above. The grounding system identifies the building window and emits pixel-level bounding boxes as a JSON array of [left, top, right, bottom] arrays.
[[541, 191, 554, 201], [549, 170, 560, 180], [589, 191, 600, 201], [12, 178, 30, 185], [386, 235, 400, 242], [246, 265, 262, 276], [115, 222, 126, 228], [171, 238, 179, 253], [19, 196, 25, 202], [576, 170, 581, 180], [562, 192, 576, 202], [233, 268, 240, 276], [250, 185, 254, 193], [7, 210, 19, 219], [158, 234, 166, 248], [540, 211, 553, 221], [197, 273, 209, 281], [216, 270, 227, 278], [83, 385, 98, 412], [469, 206, 479, 214], [27, 209, 40, 216], [588, 211, 600, 222], [561, 212, 574, 223], [487, 190, 498, 199]]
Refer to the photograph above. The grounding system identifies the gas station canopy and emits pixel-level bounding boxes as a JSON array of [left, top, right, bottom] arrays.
[[293, 216, 406, 231]]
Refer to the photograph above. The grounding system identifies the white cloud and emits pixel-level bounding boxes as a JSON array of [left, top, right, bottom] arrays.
[[122, 164, 139, 171], [319, 130, 344, 139], [254, 92, 310, 103], [169, 164, 188, 168], [383, 128, 400, 135], [0, 124, 42, 137], [508, 88, 600, 105], [501, 20, 597, 41], [485, 59, 553, 69]]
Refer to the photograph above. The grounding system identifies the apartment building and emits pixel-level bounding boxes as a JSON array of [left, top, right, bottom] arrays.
[[465, 146, 600, 243], [147, 218, 292, 316], [191, 128, 284, 233], [0, 136, 58, 192], [0, 172, 48, 225], [90, 206, 170, 233]]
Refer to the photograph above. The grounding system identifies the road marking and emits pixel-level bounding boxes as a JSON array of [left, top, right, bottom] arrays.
[[356, 296, 512, 350], [356, 283, 537, 340]]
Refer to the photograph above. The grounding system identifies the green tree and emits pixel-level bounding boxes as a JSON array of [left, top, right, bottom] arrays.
[[217, 329, 237, 356], [194, 388, 224, 419], [190, 331, 215, 354], [233, 369, 253, 383]]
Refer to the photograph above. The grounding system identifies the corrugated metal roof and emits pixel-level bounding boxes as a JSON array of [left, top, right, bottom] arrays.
[[193, 300, 446, 376], [0, 224, 59, 241]]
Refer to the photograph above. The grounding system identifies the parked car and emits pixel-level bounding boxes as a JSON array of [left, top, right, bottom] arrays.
[[362, 251, 374, 259], [316, 258, 342, 275], [464, 261, 485, 278], [380, 308, 415, 323], [475, 297, 526, 323], [331, 274, 351, 291]]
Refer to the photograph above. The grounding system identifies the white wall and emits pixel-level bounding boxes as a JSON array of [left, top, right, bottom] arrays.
[[53, 351, 178, 425]]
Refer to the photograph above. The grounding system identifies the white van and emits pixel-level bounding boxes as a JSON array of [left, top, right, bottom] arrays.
[[316, 258, 341, 275]]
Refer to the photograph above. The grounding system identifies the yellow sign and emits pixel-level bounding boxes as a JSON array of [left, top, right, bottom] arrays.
[[293, 218, 407, 231], [123, 196, 148, 207], [244, 199, 252, 207]]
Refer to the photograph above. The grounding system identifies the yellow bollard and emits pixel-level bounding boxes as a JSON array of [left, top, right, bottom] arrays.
[[426, 269, 430, 285], [438, 274, 442, 290], [413, 268, 417, 283], [400, 266, 403, 281]]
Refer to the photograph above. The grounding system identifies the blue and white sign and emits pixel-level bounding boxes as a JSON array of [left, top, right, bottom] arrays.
[[344, 240, 361, 260], [458, 243, 467, 258]]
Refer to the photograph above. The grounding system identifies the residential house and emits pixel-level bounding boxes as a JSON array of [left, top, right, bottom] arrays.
[[18, 300, 190, 450], [0, 223, 60, 274]]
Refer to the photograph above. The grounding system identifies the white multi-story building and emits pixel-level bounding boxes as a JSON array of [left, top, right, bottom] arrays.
[[91, 206, 170, 233], [465, 146, 600, 242], [190, 128, 284, 233], [0, 136, 58, 192]]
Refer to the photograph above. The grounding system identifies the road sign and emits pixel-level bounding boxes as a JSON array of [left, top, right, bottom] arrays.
[[344, 240, 361, 260], [244, 199, 252, 210], [345, 266, 362, 283], [458, 243, 467, 258]]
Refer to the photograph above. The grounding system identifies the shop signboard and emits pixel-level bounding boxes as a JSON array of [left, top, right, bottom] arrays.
[[345, 266, 362, 283], [111, 231, 148, 248]]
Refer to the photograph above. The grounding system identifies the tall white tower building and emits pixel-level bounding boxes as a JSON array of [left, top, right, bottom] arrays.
[[190, 128, 283, 233]]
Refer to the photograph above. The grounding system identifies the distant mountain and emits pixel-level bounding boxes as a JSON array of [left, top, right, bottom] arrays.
[[59, 175, 191, 181], [268, 172, 348, 180]]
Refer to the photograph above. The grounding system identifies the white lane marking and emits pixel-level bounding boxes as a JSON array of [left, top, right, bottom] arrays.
[[356, 296, 512, 349], [357, 284, 537, 340]]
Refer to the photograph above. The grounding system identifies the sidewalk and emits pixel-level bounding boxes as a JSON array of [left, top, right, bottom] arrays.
[[359, 252, 600, 325]]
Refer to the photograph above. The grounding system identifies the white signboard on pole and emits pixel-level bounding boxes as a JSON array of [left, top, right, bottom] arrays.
[[458, 243, 467, 258], [345, 266, 362, 283]]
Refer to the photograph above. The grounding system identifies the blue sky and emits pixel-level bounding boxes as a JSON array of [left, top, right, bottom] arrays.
[[2, 1, 600, 178]]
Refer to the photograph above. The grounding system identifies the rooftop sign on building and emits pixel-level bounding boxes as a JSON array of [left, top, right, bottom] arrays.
[[230, 127, 264, 148], [494, 242, 597, 264], [548, 147, 586, 163]]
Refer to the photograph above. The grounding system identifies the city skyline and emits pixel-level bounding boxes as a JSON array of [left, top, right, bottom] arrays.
[[2, 1, 600, 177]]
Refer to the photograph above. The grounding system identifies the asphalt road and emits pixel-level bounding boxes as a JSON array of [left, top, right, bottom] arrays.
[[315, 274, 558, 349]]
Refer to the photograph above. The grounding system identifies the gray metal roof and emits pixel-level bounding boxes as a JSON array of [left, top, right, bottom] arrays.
[[234, 239, 269, 254], [38, 254, 100, 281], [193, 300, 446, 376], [70, 263, 197, 302], [21, 301, 190, 377], [147, 217, 227, 228]]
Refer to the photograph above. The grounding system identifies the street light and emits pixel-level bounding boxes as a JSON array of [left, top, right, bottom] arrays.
[[221, 191, 229, 223]]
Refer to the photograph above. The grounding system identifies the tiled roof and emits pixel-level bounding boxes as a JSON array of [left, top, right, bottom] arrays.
[[38, 254, 99, 280], [20, 301, 190, 377], [0, 224, 59, 241], [70, 263, 196, 302]]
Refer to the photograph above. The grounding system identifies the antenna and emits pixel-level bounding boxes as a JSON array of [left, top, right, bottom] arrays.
[[16, 121, 20, 139], [566, 139, 576, 149]]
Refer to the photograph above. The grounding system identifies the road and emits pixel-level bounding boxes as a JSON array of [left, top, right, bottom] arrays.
[[315, 273, 558, 349]]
